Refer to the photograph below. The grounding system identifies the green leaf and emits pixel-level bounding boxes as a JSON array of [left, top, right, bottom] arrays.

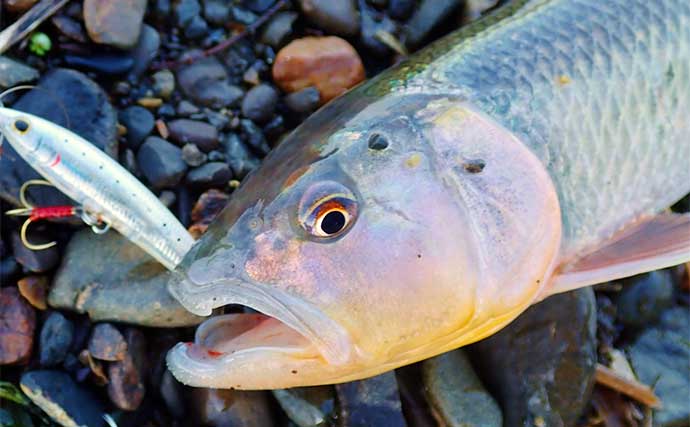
[[0, 382, 29, 406]]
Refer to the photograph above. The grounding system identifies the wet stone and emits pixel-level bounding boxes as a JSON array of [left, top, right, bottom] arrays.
[[423, 349, 501, 427], [190, 388, 275, 427], [469, 288, 597, 427], [177, 100, 200, 116], [335, 372, 407, 427], [0, 287, 36, 365], [83, 0, 147, 49], [243, 0, 276, 12], [0, 68, 118, 207], [222, 41, 256, 82], [241, 84, 278, 124], [64, 53, 135, 75], [108, 328, 146, 411], [177, 56, 244, 108], [404, 0, 463, 48], [120, 105, 155, 148], [359, 1, 398, 55], [17, 276, 49, 310], [628, 307, 690, 426], [0, 257, 19, 283], [153, 69, 176, 99], [284, 86, 321, 114], [230, 5, 258, 24], [137, 136, 188, 189], [186, 162, 233, 189], [273, 386, 335, 427], [203, 0, 230, 25], [182, 143, 208, 167], [0, 56, 39, 89], [39, 311, 74, 367], [129, 24, 161, 78], [241, 119, 271, 156], [260, 11, 298, 48], [4, 0, 38, 12], [615, 270, 674, 328], [89, 323, 127, 361], [168, 119, 220, 152], [20, 370, 105, 427], [175, 0, 202, 26], [10, 231, 59, 273], [48, 229, 204, 327], [222, 133, 260, 179], [161, 369, 186, 418], [51, 15, 88, 42], [185, 15, 209, 39], [388, 0, 414, 20], [189, 189, 230, 237], [298, 0, 360, 36]]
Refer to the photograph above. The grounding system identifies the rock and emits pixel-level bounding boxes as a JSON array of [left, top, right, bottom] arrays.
[[168, 119, 219, 152], [404, 0, 462, 48], [223, 41, 256, 82], [17, 276, 49, 310], [222, 133, 260, 179], [190, 388, 275, 426], [185, 15, 209, 39], [186, 162, 232, 189], [20, 370, 105, 427], [243, 0, 275, 12], [240, 119, 271, 156], [273, 387, 335, 427], [153, 69, 176, 99], [335, 372, 407, 427], [422, 349, 501, 427], [230, 5, 258, 24], [0, 56, 39, 89], [182, 143, 208, 167], [108, 328, 146, 411], [10, 231, 59, 273], [4, 0, 38, 13], [202, 0, 230, 25], [161, 369, 186, 418], [262, 114, 285, 140], [615, 270, 674, 328], [188, 189, 230, 237], [0, 257, 19, 284], [359, 1, 398, 55], [51, 15, 88, 42], [63, 53, 135, 74], [469, 288, 597, 427], [260, 11, 298, 48], [388, 0, 414, 20], [48, 229, 204, 327], [176, 56, 245, 108], [120, 105, 155, 148], [298, 0, 360, 36], [0, 69, 118, 207], [464, 0, 499, 20], [284, 86, 321, 114], [137, 136, 188, 189], [241, 84, 278, 124], [628, 307, 690, 426], [0, 287, 36, 365], [175, 0, 202, 26], [177, 100, 200, 116], [89, 323, 127, 361], [38, 311, 74, 367], [83, 0, 147, 49], [273, 37, 365, 104], [129, 24, 161, 78]]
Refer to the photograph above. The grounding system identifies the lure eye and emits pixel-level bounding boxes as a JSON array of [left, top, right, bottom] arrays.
[[298, 181, 358, 239], [14, 119, 29, 133]]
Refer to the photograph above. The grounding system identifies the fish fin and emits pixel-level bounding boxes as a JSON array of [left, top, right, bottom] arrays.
[[541, 213, 690, 299]]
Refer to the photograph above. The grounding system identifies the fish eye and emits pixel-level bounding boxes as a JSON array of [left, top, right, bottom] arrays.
[[14, 119, 29, 133], [298, 181, 358, 239]]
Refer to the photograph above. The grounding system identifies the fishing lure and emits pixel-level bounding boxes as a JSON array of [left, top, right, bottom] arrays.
[[0, 93, 194, 270]]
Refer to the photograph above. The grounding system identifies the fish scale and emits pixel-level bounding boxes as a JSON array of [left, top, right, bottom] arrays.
[[407, 0, 690, 257]]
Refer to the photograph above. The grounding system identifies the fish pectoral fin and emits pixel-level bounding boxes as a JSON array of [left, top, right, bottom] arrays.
[[542, 213, 690, 299]]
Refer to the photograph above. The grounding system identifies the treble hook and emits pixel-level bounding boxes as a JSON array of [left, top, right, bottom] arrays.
[[5, 179, 111, 250]]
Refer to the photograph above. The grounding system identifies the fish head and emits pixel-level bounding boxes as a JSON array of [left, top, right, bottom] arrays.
[[167, 92, 562, 389]]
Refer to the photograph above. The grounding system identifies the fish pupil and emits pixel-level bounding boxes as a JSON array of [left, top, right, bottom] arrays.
[[14, 120, 29, 132], [321, 211, 346, 235], [368, 133, 389, 150]]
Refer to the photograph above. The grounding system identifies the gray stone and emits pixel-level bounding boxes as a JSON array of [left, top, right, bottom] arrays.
[[0, 56, 39, 89], [83, 0, 147, 49], [176, 55, 244, 108], [284, 86, 320, 114], [190, 388, 275, 426], [88, 323, 127, 361], [168, 119, 219, 152], [153, 69, 176, 99], [174, 0, 201, 26], [129, 25, 161, 78], [616, 270, 675, 328], [51, 15, 88, 42], [119, 105, 155, 148], [182, 143, 208, 167], [203, 0, 230, 25], [298, 0, 360, 36], [273, 387, 335, 427], [186, 162, 232, 189], [404, 0, 462, 48], [222, 133, 260, 179], [260, 11, 298, 48], [137, 136, 188, 189], [63, 53, 135, 75], [48, 229, 204, 327], [38, 311, 74, 367], [335, 372, 406, 427], [241, 84, 278, 124], [184, 15, 209, 39]]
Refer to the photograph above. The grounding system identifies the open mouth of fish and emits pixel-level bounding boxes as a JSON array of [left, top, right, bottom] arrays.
[[166, 272, 353, 384]]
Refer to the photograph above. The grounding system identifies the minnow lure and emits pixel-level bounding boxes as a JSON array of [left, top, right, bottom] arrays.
[[0, 106, 194, 270], [166, 0, 690, 390]]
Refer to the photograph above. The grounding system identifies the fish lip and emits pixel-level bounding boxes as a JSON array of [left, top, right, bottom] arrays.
[[168, 271, 354, 366]]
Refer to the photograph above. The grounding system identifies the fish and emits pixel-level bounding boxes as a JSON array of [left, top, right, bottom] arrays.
[[0, 107, 194, 270], [167, 0, 690, 389]]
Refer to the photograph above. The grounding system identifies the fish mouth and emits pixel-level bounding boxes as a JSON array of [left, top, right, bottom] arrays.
[[167, 271, 354, 385]]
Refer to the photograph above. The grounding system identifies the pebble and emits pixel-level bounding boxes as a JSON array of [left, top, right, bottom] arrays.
[[4, 0, 38, 12], [230, 5, 258, 25], [284, 86, 321, 114], [203, 0, 231, 25], [51, 15, 88, 42], [0, 69, 118, 207], [137, 136, 188, 189], [260, 11, 298, 48], [17, 276, 49, 310], [273, 387, 335, 427], [223, 41, 256, 82], [0, 287, 36, 365], [404, 0, 463, 48], [10, 231, 59, 273], [21, 370, 105, 427], [615, 270, 674, 328], [243, 0, 276, 12], [119, 105, 155, 148], [298, 0, 361, 36], [38, 311, 74, 367], [335, 372, 407, 427], [129, 24, 161, 78], [63, 53, 135, 75], [241, 119, 271, 156], [152, 69, 176, 99], [168, 119, 220, 152], [108, 328, 146, 411], [177, 100, 200, 116], [186, 162, 233, 189], [241, 84, 278, 124], [185, 15, 209, 39], [83, 0, 147, 49], [48, 229, 204, 327], [177, 56, 245, 108], [159, 190, 177, 207], [182, 143, 208, 167], [88, 323, 127, 361], [0, 257, 19, 284], [388, 0, 414, 20], [469, 288, 597, 427], [222, 133, 261, 179], [0, 56, 39, 89], [422, 349, 502, 427], [273, 37, 365, 104], [190, 388, 275, 426], [188, 189, 230, 238], [359, 1, 399, 55], [160, 369, 186, 417]]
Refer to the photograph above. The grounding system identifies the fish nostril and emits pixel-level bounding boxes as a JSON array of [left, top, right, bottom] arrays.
[[14, 119, 29, 133]]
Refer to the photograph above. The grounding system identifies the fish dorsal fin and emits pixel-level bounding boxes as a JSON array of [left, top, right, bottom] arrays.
[[541, 213, 690, 299]]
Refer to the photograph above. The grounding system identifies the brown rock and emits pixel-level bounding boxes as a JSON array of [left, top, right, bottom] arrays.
[[88, 323, 127, 361], [4, 0, 38, 13], [272, 36, 365, 104], [78, 349, 109, 386], [0, 287, 36, 365], [17, 276, 48, 310], [189, 189, 230, 238], [83, 0, 147, 49], [107, 328, 146, 411]]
